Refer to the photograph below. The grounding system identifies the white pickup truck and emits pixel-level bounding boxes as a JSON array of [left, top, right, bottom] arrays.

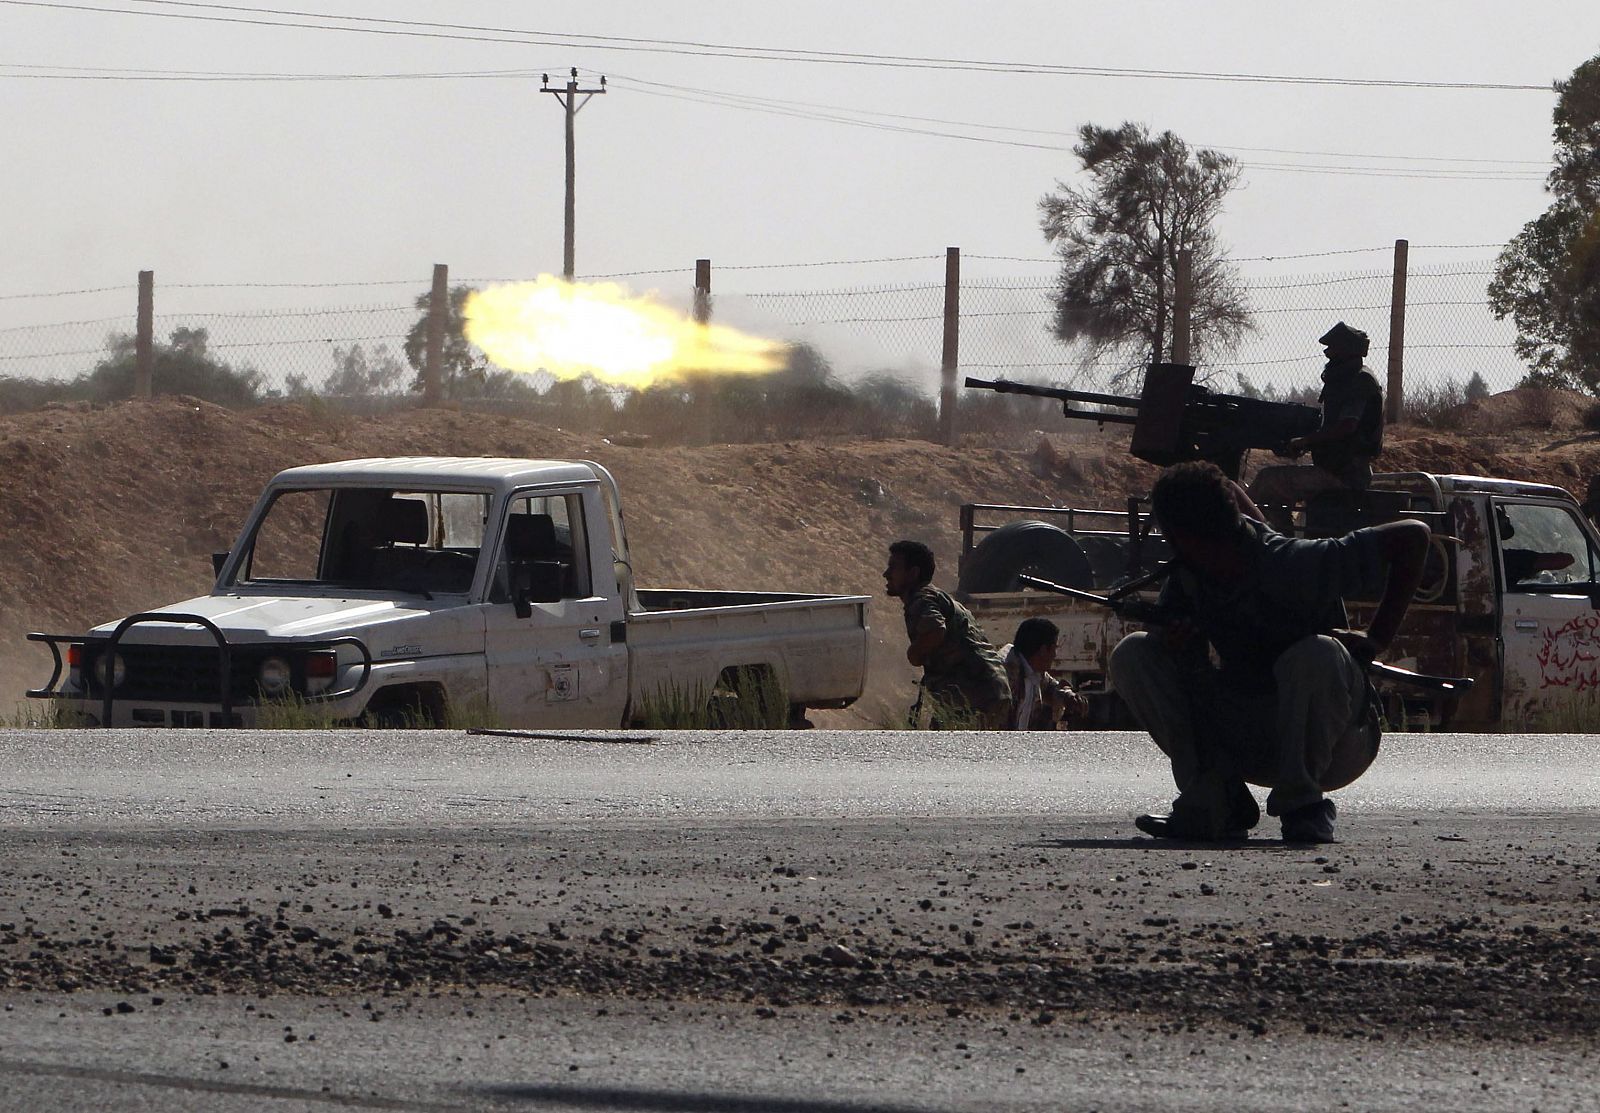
[[29, 457, 869, 728], [954, 472, 1600, 730]]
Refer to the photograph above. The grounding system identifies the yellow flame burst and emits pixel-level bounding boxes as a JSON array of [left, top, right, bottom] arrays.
[[463, 277, 788, 388]]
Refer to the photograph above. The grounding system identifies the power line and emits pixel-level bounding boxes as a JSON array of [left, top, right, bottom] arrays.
[[607, 75, 1551, 168], [1, 1, 1557, 91], [1243, 161, 1538, 181], [0, 53, 1557, 175], [0, 60, 563, 80], [0, 58, 1551, 176], [600, 76, 1545, 180]]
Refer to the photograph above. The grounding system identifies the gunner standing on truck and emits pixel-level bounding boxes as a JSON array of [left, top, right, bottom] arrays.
[[1249, 322, 1385, 529], [883, 540, 1012, 729], [1109, 461, 1429, 843]]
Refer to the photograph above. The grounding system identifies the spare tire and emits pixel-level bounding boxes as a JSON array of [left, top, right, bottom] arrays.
[[957, 520, 1094, 594], [1076, 535, 1131, 588]]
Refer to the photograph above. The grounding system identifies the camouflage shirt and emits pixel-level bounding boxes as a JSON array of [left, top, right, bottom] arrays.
[[902, 585, 1011, 713]]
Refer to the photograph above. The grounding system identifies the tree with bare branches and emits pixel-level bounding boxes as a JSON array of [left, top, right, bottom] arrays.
[[1039, 122, 1252, 383]]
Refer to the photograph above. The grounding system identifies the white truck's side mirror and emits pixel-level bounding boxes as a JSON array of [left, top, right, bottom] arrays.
[[512, 562, 566, 617]]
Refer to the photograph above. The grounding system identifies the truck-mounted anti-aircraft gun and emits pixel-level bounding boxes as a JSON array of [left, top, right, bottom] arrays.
[[964, 362, 1319, 480]]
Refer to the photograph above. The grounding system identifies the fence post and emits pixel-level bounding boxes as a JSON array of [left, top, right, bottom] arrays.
[[423, 263, 448, 406], [1172, 249, 1193, 365], [694, 258, 711, 324], [692, 259, 714, 444], [134, 270, 154, 399], [939, 247, 959, 445], [1386, 239, 1408, 424]]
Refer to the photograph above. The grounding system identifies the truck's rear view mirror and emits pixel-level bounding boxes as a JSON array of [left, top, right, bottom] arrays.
[[212, 552, 228, 577]]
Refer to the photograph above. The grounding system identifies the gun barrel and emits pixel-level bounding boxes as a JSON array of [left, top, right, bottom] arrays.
[[962, 377, 1141, 410], [1065, 407, 1138, 427], [1016, 575, 1117, 607]]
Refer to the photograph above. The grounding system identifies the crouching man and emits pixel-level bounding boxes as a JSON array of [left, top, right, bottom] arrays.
[[1108, 461, 1429, 843], [884, 540, 1012, 729]]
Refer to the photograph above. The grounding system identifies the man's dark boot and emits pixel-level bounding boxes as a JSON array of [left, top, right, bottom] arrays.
[[1136, 779, 1257, 842], [1281, 798, 1337, 843], [1227, 779, 1261, 833]]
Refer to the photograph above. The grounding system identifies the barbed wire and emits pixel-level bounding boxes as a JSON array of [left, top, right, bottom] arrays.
[[0, 346, 109, 362], [0, 285, 128, 301], [969, 243, 1511, 265], [743, 283, 945, 299], [1250, 299, 1491, 315], [0, 245, 1516, 300], [0, 316, 127, 333], [721, 255, 942, 270], [205, 335, 411, 351], [153, 305, 412, 320]]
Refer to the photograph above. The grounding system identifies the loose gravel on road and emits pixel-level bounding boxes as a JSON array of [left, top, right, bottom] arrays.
[[3, 816, 1595, 1046]]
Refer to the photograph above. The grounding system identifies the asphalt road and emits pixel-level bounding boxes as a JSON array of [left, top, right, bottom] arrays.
[[1, 728, 1597, 1112], [3, 727, 1594, 827]]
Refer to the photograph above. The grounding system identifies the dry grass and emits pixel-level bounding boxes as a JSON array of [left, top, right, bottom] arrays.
[[0, 700, 67, 728], [634, 667, 790, 730], [1402, 380, 1471, 430]]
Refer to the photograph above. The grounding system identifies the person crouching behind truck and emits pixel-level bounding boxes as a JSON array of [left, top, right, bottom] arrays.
[[1000, 617, 1089, 730], [1108, 461, 1429, 843], [883, 540, 1012, 729]]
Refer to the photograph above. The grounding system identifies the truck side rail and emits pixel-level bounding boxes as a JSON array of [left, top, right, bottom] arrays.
[[1370, 471, 1445, 512], [28, 616, 373, 727]]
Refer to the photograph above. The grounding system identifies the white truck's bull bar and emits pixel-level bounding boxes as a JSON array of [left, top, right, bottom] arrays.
[[28, 613, 374, 727]]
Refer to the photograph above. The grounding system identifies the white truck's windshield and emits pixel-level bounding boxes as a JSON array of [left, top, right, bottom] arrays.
[[240, 487, 491, 594]]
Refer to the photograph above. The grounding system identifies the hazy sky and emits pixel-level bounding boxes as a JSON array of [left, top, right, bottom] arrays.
[[5, 1, 1598, 383]]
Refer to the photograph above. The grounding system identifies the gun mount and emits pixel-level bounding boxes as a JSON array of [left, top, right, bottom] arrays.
[[965, 363, 1320, 480]]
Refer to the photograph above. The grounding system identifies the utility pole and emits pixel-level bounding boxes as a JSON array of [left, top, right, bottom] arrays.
[[541, 68, 607, 280]]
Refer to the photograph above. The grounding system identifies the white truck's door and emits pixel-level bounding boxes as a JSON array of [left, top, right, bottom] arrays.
[[1493, 498, 1600, 720], [483, 488, 628, 727]]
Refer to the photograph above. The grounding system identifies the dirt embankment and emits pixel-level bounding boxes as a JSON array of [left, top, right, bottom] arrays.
[[3, 390, 1597, 722]]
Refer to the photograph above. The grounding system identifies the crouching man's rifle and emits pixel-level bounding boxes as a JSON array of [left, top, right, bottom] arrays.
[[1016, 574, 1474, 694]]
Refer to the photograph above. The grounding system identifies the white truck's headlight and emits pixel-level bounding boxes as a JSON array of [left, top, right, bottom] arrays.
[[92, 652, 126, 690], [258, 656, 292, 696]]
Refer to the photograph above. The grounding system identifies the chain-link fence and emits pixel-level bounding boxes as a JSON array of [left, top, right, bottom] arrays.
[[0, 245, 1526, 433], [730, 250, 1521, 404]]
